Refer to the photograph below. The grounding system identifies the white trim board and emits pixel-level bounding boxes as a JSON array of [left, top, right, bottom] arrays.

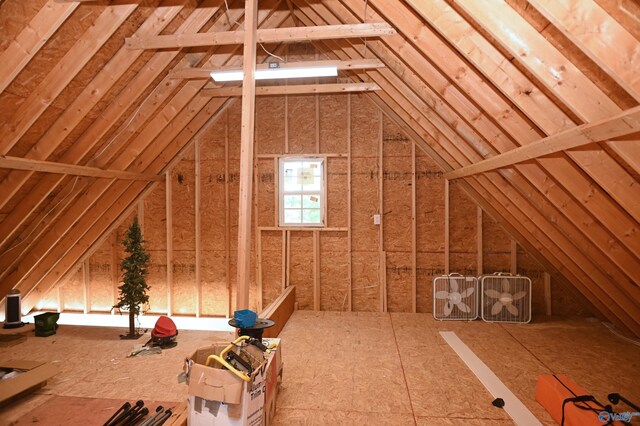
[[439, 331, 542, 426]]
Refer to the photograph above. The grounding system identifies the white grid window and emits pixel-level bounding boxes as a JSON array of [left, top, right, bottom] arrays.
[[279, 157, 325, 227]]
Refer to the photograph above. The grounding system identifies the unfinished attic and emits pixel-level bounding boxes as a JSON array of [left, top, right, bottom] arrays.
[[0, 0, 639, 424]]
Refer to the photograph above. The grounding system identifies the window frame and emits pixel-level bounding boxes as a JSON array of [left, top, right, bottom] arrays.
[[278, 156, 326, 227]]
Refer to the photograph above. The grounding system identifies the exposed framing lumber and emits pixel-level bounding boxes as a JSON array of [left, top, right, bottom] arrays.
[[258, 285, 295, 338], [201, 82, 380, 97], [411, 141, 417, 313], [346, 94, 352, 312], [292, 2, 640, 333], [195, 141, 201, 317], [111, 232, 118, 314], [446, 106, 640, 180], [0, 0, 78, 94], [313, 230, 320, 311], [235, 0, 258, 311], [16, 96, 236, 313], [448, 0, 640, 217], [82, 260, 90, 315], [511, 240, 518, 275], [0, 2, 213, 253], [378, 109, 386, 313], [225, 110, 231, 317], [477, 207, 483, 275], [284, 0, 301, 26], [544, 273, 552, 316], [387, 0, 640, 270], [527, 0, 640, 103], [166, 171, 173, 316], [126, 23, 395, 49], [0, 155, 163, 181], [0, 2, 139, 156], [170, 58, 385, 79], [444, 179, 450, 274]]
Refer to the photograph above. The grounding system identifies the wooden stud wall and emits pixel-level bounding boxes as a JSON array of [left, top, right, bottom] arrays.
[[67, 80, 569, 319]]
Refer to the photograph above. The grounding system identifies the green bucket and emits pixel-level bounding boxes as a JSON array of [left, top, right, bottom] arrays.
[[34, 312, 60, 337]]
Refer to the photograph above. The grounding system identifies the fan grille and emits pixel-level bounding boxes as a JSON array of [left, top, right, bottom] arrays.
[[433, 275, 479, 321], [480, 274, 531, 323]]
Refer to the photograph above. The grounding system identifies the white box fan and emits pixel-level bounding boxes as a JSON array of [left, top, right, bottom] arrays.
[[480, 273, 531, 323], [433, 273, 479, 321]]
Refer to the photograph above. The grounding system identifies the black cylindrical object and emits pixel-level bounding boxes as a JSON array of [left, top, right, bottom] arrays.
[[3, 289, 23, 329]]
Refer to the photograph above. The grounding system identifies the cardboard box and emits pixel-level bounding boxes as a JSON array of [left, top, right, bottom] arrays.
[[0, 359, 60, 406], [185, 339, 282, 426]]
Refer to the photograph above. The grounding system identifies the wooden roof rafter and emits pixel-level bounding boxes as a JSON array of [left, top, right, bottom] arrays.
[[6, 0, 292, 311], [293, 0, 640, 334], [363, 0, 640, 270]]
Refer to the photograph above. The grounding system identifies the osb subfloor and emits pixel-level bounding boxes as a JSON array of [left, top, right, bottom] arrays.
[[1, 312, 639, 425]]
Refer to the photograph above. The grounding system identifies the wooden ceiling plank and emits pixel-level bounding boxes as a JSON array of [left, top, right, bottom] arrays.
[[304, 0, 640, 330], [0, 0, 79, 94], [0, 2, 139, 156], [3, 3, 288, 301], [361, 0, 640, 259], [0, 1, 228, 252], [200, 82, 380, 96], [0, 2, 187, 212], [528, 0, 640, 102], [0, 155, 162, 181], [125, 22, 395, 49], [446, 105, 640, 179], [170, 58, 385, 79]]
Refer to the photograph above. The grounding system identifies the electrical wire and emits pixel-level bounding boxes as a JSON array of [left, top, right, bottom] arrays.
[[602, 321, 640, 347], [260, 43, 285, 63]]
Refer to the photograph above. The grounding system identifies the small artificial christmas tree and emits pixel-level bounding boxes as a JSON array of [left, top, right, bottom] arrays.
[[114, 216, 151, 339]]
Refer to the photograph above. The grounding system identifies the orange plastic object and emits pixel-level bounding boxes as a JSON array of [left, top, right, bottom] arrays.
[[535, 374, 622, 426]]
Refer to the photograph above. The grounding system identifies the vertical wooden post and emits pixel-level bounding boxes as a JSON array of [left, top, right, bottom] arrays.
[[195, 140, 201, 317], [284, 95, 289, 154], [281, 230, 286, 291], [83, 260, 90, 314], [313, 230, 320, 311], [57, 286, 64, 313], [378, 110, 386, 313], [347, 94, 352, 311], [511, 240, 518, 274], [235, 0, 258, 311], [137, 201, 145, 235], [477, 207, 483, 276], [111, 231, 119, 315], [444, 179, 450, 275], [274, 158, 279, 226], [544, 272, 552, 315], [257, 230, 263, 311], [166, 170, 173, 316], [411, 142, 417, 313], [225, 111, 231, 317], [286, 230, 291, 288]]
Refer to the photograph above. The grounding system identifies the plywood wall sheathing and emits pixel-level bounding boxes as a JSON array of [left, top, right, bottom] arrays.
[[1, 0, 637, 335]]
